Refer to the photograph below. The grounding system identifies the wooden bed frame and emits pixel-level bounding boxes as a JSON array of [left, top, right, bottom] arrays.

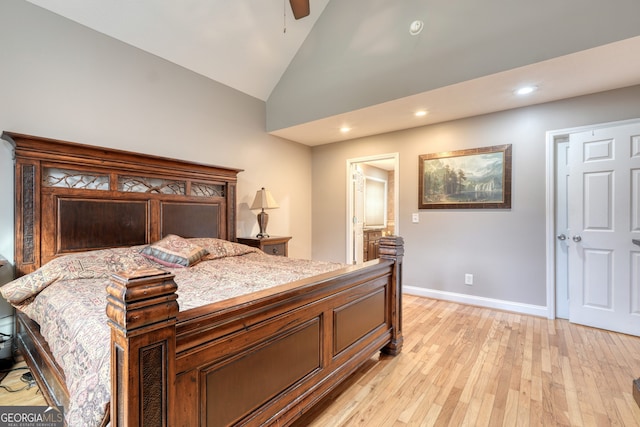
[[3, 132, 404, 426]]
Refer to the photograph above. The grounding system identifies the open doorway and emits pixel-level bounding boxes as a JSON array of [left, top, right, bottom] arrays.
[[346, 153, 399, 264]]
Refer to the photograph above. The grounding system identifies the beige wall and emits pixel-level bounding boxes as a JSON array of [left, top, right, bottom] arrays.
[[312, 85, 640, 308], [0, 0, 313, 263]]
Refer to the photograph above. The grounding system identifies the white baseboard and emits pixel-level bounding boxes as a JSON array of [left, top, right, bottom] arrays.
[[404, 285, 551, 318]]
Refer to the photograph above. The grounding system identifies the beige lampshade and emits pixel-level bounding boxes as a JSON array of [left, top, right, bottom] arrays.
[[250, 188, 279, 210]]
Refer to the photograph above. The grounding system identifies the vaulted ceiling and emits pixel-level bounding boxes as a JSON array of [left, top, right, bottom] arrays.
[[25, 0, 640, 145]]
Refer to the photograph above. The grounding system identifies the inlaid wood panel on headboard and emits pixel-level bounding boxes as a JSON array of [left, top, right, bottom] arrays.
[[3, 131, 242, 277], [57, 198, 148, 251]]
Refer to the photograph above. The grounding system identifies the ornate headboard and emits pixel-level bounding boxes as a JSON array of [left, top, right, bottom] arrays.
[[3, 132, 242, 277]]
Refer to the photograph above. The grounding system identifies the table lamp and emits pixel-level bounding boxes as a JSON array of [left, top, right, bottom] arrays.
[[250, 187, 279, 238]]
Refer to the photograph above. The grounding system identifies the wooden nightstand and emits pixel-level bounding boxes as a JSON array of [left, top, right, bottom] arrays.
[[237, 236, 291, 257]]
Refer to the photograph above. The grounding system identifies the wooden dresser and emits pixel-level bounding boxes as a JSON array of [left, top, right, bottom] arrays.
[[237, 236, 291, 257], [363, 230, 383, 261]]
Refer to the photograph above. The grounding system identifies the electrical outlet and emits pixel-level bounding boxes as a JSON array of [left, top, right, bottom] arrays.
[[412, 213, 419, 223], [465, 273, 473, 285]]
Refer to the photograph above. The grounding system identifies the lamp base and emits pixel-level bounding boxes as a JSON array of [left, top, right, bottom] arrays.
[[256, 210, 270, 238]]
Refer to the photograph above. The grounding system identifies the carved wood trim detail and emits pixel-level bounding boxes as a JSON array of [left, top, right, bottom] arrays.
[[22, 164, 35, 264], [379, 235, 404, 355], [141, 344, 165, 426], [43, 167, 110, 190], [118, 176, 185, 194], [191, 182, 224, 197], [106, 268, 178, 427], [114, 345, 124, 427], [228, 183, 237, 241]]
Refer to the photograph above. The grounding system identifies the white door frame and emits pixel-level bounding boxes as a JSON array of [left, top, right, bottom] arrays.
[[346, 153, 399, 265], [544, 118, 640, 320], [554, 137, 570, 319]]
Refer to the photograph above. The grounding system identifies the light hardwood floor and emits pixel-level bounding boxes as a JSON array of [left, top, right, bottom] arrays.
[[0, 360, 46, 406], [1, 295, 639, 426], [294, 295, 640, 426]]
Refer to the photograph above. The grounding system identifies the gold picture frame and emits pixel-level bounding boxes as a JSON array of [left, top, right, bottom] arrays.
[[418, 144, 512, 209]]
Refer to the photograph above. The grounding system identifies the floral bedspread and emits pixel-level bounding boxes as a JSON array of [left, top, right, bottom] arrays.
[[1, 239, 344, 427]]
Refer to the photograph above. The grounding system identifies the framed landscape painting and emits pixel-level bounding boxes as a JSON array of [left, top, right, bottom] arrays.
[[418, 144, 512, 209]]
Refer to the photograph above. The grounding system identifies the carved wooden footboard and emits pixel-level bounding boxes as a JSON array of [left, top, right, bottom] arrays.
[[107, 237, 403, 426]]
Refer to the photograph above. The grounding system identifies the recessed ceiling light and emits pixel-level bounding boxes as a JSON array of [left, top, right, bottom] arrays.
[[515, 85, 538, 96], [340, 126, 351, 133], [415, 110, 428, 117], [409, 20, 424, 36]]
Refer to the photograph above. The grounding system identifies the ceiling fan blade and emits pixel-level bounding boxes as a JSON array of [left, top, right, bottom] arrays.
[[289, 0, 310, 20]]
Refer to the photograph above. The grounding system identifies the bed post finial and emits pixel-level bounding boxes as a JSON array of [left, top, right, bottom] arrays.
[[379, 235, 404, 355], [106, 267, 178, 427]]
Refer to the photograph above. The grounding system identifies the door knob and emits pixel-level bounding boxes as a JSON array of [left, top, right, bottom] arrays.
[[572, 235, 582, 242], [556, 234, 566, 241]]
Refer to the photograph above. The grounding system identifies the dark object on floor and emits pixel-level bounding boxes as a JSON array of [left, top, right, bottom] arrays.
[[0, 357, 13, 371], [634, 378, 640, 408]]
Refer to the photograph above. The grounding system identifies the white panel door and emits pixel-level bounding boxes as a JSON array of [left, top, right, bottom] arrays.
[[568, 122, 640, 335]]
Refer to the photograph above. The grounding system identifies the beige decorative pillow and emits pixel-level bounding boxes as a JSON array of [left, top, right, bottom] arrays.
[[140, 234, 208, 268], [188, 237, 262, 260]]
